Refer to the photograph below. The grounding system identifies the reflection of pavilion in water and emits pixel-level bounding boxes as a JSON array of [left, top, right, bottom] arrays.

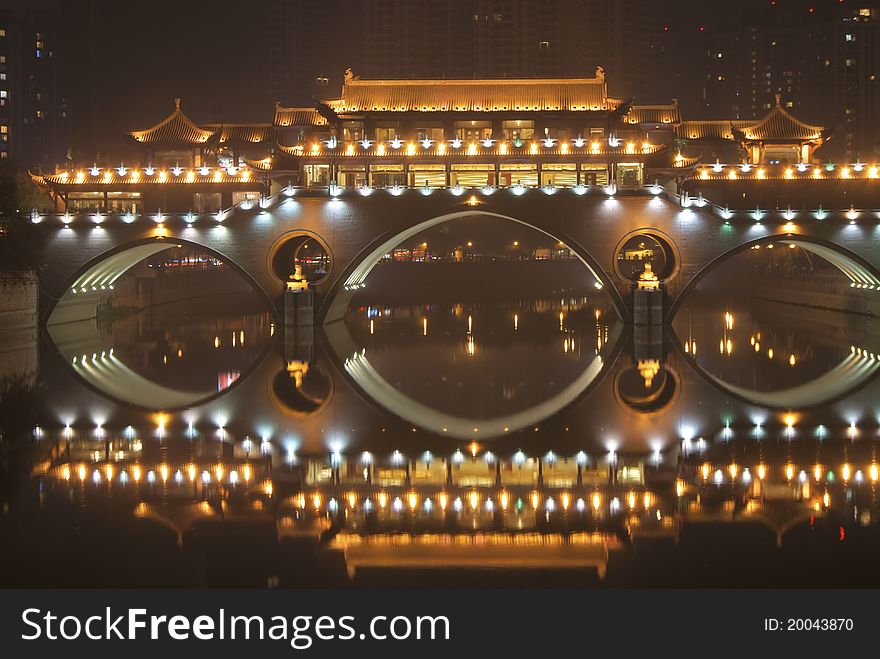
[[33, 430, 880, 579]]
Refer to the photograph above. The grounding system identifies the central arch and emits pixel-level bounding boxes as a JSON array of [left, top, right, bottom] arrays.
[[320, 209, 626, 324], [668, 234, 880, 322]]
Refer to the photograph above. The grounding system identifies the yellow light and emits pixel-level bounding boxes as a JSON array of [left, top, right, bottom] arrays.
[[531, 491, 540, 509], [347, 492, 357, 508], [561, 492, 571, 510], [62, 465, 71, 481], [438, 492, 448, 510], [728, 169, 737, 180], [784, 167, 793, 179], [756, 168, 766, 179], [213, 170, 222, 183], [500, 491, 509, 510], [812, 167, 822, 179], [498, 142, 508, 155], [406, 143, 416, 156], [185, 170, 195, 183], [785, 464, 794, 481], [295, 493, 305, 509], [529, 142, 539, 155], [214, 464, 224, 481], [700, 169, 710, 180], [105, 464, 114, 481], [467, 142, 477, 156], [469, 491, 479, 510], [75, 170, 85, 183], [408, 491, 418, 509], [841, 167, 852, 179], [188, 464, 196, 481], [436, 142, 446, 155], [467, 195, 479, 206], [132, 465, 141, 483], [823, 492, 830, 508], [675, 479, 684, 497], [643, 492, 652, 508], [813, 464, 822, 481], [376, 143, 386, 156], [103, 171, 112, 183], [627, 492, 636, 509], [158, 170, 168, 183], [871, 463, 879, 483], [240, 170, 251, 182], [784, 413, 796, 428], [77, 464, 87, 481], [313, 493, 321, 509], [626, 142, 635, 154], [263, 481, 273, 496], [160, 464, 169, 482], [346, 143, 355, 156], [869, 166, 879, 179], [560, 142, 570, 155], [842, 464, 851, 482], [757, 464, 766, 480], [469, 441, 479, 458], [768, 348, 774, 359], [243, 464, 252, 482], [310, 143, 320, 154], [701, 463, 710, 480], [789, 354, 796, 366], [729, 463, 738, 479], [591, 492, 601, 510], [378, 492, 388, 508], [590, 141, 600, 154]]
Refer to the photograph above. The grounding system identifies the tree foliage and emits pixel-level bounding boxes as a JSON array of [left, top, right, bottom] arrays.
[[0, 161, 52, 273]]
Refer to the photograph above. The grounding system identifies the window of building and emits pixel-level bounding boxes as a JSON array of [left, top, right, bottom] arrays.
[[0, 29, 6, 38], [541, 163, 577, 187], [454, 120, 491, 140], [539, 41, 550, 49], [232, 191, 261, 206], [338, 165, 366, 187], [315, 77, 329, 86], [415, 126, 444, 141], [342, 121, 364, 141], [588, 127, 604, 139], [502, 120, 534, 140], [303, 164, 330, 187], [193, 192, 222, 213], [580, 164, 609, 186], [499, 163, 537, 187], [106, 192, 143, 214], [369, 163, 405, 187], [451, 163, 495, 187], [408, 163, 446, 188], [374, 123, 399, 141], [615, 163, 644, 189]]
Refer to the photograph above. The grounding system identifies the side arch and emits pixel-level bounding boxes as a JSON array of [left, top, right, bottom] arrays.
[[319, 209, 627, 324], [47, 236, 279, 326], [667, 234, 880, 322]]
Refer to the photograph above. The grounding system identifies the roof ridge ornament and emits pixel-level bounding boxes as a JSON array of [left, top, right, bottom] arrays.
[[175, 97, 181, 111]]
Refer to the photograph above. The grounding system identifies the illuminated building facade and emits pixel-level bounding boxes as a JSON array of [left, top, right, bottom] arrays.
[[31, 67, 846, 214]]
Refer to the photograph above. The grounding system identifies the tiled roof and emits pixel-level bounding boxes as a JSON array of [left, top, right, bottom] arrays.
[[205, 124, 274, 145], [625, 103, 681, 125], [128, 99, 216, 144], [678, 121, 739, 141], [326, 70, 615, 113], [740, 103, 823, 142], [678, 100, 824, 143], [273, 106, 328, 127]]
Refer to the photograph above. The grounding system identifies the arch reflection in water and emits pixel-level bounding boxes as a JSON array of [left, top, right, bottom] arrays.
[[332, 298, 621, 439], [50, 293, 277, 411]]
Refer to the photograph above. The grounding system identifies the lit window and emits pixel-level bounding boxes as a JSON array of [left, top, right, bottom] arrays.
[[0, 29, 6, 38], [846, 33, 856, 41], [539, 41, 550, 49]]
